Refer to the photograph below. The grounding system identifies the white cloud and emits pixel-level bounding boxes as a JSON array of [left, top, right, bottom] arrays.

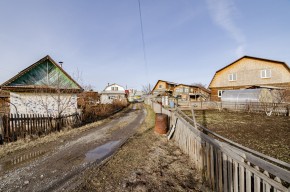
[[206, 0, 246, 56]]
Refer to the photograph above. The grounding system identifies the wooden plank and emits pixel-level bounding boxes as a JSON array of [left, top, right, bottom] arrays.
[[254, 166, 261, 192], [263, 171, 271, 192], [246, 167, 251, 192], [274, 177, 282, 192], [218, 150, 223, 192], [214, 148, 219, 192], [239, 164, 245, 192], [223, 153, 228, 192], [228, 156, 233, 192], [28, 114, 32, 135], [31, 114, 34, 135], [233, 161, 238, 192], [210, 145, 215, 190], [206, 143, 211, 184]]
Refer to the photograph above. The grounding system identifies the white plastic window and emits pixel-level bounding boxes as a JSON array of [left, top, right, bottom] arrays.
[[218, 90, 224, 97], [228, 73, 237, 81], [260, 69, 271, 78]]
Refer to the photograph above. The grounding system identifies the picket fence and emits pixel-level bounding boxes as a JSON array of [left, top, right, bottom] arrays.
[[147, 100, 290, 192], [0, 113, 81, 143]]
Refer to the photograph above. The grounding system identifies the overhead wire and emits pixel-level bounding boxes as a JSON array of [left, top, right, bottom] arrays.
[[138, 0, 149, 83]]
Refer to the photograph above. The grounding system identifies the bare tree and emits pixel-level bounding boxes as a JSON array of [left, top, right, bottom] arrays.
[[82, 84, 94, 91], [271, 89, 289, 103], [142, 83, 152, 95]]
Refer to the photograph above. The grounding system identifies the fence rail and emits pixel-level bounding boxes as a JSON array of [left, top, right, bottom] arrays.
[[146, 99, 290, 191], [0, 113, 81, 144], [189, 101, 290, 116]]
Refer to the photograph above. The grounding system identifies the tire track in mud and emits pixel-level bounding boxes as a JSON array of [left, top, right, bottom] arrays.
[[0, 103, 145, 192]]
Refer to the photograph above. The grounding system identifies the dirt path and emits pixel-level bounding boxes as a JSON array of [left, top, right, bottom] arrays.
[[0, 103, 145, 192], [74, 105, 203, 192]]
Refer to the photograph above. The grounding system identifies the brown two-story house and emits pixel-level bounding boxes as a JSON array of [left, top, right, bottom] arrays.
[[152, 80, 210, 101], [208, 56, 290, 101]]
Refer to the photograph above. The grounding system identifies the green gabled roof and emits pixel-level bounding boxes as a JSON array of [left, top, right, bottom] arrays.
[[1, 55, 83, 92]]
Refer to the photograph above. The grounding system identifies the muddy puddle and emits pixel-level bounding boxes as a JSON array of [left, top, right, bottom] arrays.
[[0, 150, 47, 172], [85, 140, 121, 163]]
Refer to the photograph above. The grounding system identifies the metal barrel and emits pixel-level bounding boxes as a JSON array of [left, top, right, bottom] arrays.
[[154, 113, 168, 134]]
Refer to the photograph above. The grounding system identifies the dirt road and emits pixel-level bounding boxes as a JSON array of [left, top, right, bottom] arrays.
[[0, 103, 145, 192]]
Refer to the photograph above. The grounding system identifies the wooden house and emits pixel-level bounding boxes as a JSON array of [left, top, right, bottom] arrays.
[[173, 84, 210, 101], [151, 80, 178, 95], [100, 83, 126, 104], [151, 80, 210, 101], [0, 55, 83, 115], [208, 56, 290, 101]]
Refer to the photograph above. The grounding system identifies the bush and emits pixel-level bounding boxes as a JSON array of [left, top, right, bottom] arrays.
[[81, 99, 128, 123]]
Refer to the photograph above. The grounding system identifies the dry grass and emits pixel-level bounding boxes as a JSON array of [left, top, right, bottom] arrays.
[[185, 110, 290, 163], [81, 100, 128, 123], [77, 105, 202, 191]]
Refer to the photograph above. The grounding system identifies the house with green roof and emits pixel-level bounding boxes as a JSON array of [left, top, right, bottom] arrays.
[[1, 55, 83, 115]]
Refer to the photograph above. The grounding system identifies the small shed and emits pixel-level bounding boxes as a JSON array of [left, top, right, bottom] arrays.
[[221, 89, 273, 103]]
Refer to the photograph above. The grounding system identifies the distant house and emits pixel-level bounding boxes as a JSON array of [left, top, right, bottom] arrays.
[[100, 83, 126, 104], [0, 55, 83, 115], [152, 80, 210, 101], [128, 89, 144, 102], [151, 80, 178, 95], [173, 84, 210, 101], [208, 56, 290, 101]]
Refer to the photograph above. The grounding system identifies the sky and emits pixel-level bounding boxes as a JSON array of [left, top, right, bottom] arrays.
[[0, 0, 290, 91]]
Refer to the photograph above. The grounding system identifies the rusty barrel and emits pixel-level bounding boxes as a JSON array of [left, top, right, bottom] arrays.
[[154, 113, 168, 134]]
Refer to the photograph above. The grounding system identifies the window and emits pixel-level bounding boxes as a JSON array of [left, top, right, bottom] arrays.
[[109, 96, 115, 100], [260, 69, 271, 78], [184, 88, 189, 93], [218, 90, 224, 98], [228, 73, 237, 81], [159, 85, 163, 89], [111, 87, 118, 91]]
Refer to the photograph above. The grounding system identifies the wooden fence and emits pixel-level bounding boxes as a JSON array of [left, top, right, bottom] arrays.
[[146, 100, 290, 192], [0, 113, 81, 144], [189, 101, 290, 116]]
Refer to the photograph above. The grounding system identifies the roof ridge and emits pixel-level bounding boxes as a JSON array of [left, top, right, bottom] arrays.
[[1, 55, 83, 90]]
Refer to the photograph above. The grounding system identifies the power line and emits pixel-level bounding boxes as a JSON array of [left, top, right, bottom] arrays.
[[138, 0, 149, 81]]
